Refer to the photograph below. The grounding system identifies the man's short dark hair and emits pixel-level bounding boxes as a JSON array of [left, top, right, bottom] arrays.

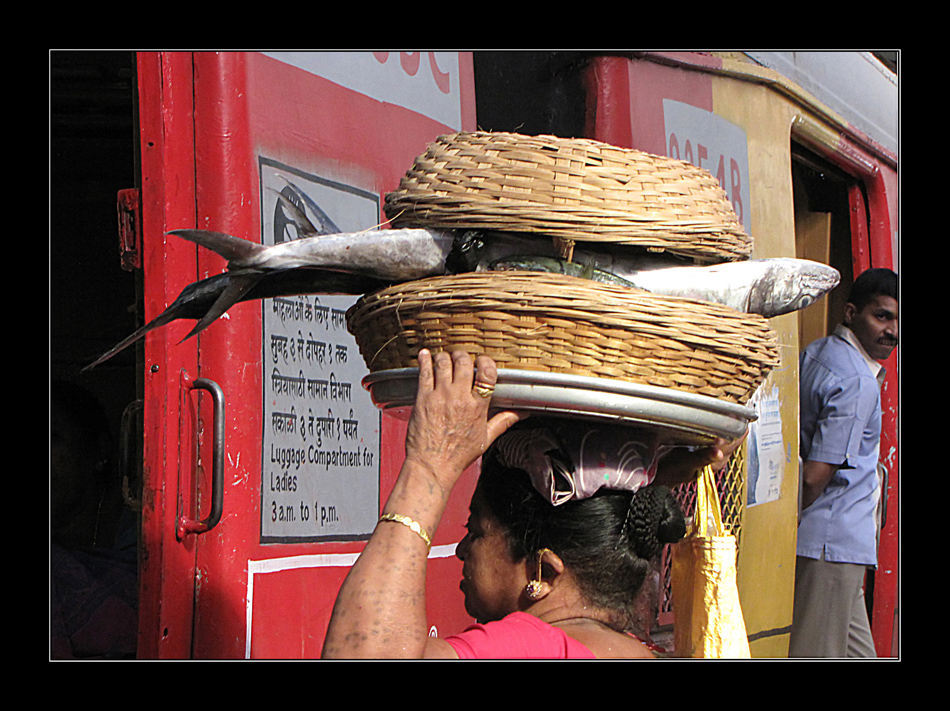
[[848, 268, 898, 311]]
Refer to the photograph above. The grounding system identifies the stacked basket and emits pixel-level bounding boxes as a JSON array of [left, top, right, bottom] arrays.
[[383, 131, 752, 263], [348, 132, 779, 410]]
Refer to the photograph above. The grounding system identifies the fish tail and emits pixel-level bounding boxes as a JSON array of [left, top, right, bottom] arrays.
[[168, 229, 265, 264], [178, 272, 265, 342], [83, 269, 270, 369], [82, 311, 178, 371]]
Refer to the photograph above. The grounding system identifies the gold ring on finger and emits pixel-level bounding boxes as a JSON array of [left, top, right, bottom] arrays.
[[472, 382, 495, 399]]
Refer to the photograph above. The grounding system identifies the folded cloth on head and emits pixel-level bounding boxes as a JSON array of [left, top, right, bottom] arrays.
[[491, 423, 666, 505]]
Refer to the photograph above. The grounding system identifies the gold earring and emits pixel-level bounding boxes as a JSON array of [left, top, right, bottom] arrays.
[[524, 548, 552, 600]]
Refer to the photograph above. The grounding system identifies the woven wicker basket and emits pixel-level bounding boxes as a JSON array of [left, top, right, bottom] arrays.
[[347, 272, 778, 404], [384, 131, 752, 264]]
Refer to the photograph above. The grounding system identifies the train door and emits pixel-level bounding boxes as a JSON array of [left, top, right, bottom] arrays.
[[791, 119, 899, 657], [134, 51, 478, 658]]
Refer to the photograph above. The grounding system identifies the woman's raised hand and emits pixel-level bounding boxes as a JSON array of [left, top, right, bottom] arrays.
[[404, 350, 521, 494]]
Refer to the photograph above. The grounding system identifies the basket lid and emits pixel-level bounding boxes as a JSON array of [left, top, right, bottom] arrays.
[[384, 131, 752, 263]]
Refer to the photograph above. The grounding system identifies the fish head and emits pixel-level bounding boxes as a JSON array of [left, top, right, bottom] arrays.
[[751, 259, 841, 317], [791, 261, 841, 310]]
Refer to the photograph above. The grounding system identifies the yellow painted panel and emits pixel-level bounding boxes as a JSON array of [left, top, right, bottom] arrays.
[[750, 632, 792, 659], [709, 74, 804, 658]]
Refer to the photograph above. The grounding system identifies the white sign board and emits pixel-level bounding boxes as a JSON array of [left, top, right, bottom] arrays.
[[264, 51, 463, 131], [259, 159, 381, 543], [663, 100, 751, 234]]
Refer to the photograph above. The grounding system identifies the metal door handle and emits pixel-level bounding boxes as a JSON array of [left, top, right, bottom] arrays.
[[878, 462, 889, 530], [178, 374, 226, 537]]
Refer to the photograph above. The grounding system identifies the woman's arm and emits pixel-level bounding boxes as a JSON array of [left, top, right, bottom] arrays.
[[321, 350, 520, 659], [654, 430, 748, 488]]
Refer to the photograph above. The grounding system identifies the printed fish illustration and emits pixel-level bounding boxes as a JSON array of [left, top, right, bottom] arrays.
[[275, 177, 342, 236]]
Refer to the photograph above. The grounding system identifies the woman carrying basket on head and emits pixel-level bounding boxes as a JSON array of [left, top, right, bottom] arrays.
[[322, 349, 743, 659]]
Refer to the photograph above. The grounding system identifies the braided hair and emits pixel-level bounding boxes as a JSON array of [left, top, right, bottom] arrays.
[[478, 446, 686, 632]]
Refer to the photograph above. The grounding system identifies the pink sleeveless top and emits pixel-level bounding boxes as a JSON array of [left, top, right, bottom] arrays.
[[443, 612, 597, 659]]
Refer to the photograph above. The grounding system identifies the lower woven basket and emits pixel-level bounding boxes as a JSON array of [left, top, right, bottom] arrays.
[[346, 272, 779, 405]]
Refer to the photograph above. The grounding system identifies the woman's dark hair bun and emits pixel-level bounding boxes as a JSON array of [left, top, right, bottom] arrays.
[[626, 485, 687, 559]]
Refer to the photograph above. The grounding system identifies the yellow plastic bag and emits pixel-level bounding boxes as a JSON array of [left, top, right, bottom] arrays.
[[671, 465, 751, 658]]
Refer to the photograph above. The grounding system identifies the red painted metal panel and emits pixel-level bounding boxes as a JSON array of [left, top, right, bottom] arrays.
[[137, 51, 478, 658], [188, 51, 263, 660], [849, 184, 872, 276], [865, 168, 899, 658], [136, 51, 201, 659], [584, 54, 715, 154], [584, 56, 635, 148], [839, 146, 899, 658]]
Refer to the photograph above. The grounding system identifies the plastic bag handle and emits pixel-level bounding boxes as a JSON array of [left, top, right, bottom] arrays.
[[694, 465, 725, 537]]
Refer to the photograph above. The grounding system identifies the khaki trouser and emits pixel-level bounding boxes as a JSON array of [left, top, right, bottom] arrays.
[[789, 555, 877, 658]]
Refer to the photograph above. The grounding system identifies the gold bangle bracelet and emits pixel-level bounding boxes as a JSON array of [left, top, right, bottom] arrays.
[[379, 513, 432, 548]]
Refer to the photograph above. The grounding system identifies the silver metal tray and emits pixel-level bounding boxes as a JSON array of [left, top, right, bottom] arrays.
[[362, 367, 756, 444]]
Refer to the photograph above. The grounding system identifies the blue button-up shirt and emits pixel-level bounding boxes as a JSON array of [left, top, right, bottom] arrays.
[[797, 325, 883, 566]]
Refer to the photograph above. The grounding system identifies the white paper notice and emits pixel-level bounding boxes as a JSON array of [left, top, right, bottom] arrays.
[[747, 384, 785, 507]]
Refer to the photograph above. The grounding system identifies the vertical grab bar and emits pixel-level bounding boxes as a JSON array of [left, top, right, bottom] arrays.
[[178, 374, 226, 537]]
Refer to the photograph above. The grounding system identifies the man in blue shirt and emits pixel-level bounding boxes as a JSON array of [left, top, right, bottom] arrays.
[[789, 268, 898, 658]]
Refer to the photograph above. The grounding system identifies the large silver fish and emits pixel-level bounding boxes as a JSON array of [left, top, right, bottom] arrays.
[[172, 226, 456, 334], [83, 226, 460, 370], [615, 257, 840, 317], [488, 254, 839, 318], [172, 226, 456, 280]]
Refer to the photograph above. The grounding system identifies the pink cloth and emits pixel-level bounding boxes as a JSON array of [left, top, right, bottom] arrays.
[[443, 612, 596, 659], [492, 424, 664, 506]]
